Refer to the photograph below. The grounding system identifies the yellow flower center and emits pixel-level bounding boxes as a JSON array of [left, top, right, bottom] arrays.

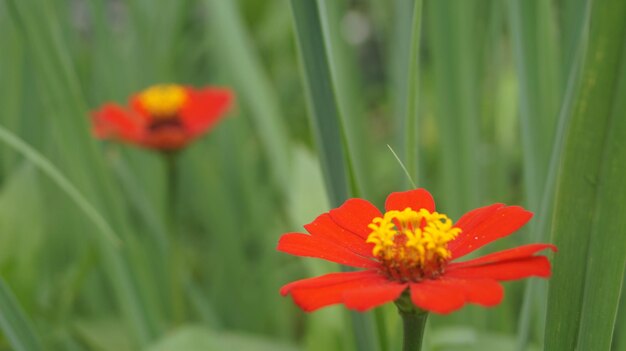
[[366, 208, 461, 281], [138, 84, 187, 118]]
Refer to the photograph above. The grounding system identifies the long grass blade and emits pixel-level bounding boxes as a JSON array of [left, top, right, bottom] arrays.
[[6, 0, 161, 345], [425, 0, 483, 217], [289, 1, 378, 350], [391, 0, 422, 188], [203, 0, 292, 191], [0, 126, 120, 245], [545, 0, 626, 349], [0, 278, 44, 351]]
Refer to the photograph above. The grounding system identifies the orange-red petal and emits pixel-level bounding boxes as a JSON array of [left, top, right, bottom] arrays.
[[283, 271, 404, 312], [342, 281, 407, 311], [409, 277, 503, 314], [180, 87, 233, 136], [91, 104, 144, 142], [328, 198, 382, 239], [280, 270, 378, 295], [449, 243, 556, 269], [385, 188, 436, 213], [277, 233, 379, 269], [304, 213, 375, 258], [409, 280, 465, 314], [446, 256, 552, 281], [448, 205, 533, 260]]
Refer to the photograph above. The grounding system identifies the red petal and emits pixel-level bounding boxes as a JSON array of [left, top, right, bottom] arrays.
[[448, 205, 533, 259], [91, 104, 144, 142], [385, 188, 435, 213], [453, 204, 504, 233], [409, 277, 503, 314], [284, 271, 402, 312], [180, 87, 233, 136], [409, 280, 465, 314], [446, 256, 552, 281], [342, 281, 407, 311], [450, 243, 557, 269], [280, 270, 378, 295], [277, 233, 379, 269], [435, 278, 503, 307], [304, 213, 375, 258], [129, 94, 152, 121], [328, 199, 382, 239]]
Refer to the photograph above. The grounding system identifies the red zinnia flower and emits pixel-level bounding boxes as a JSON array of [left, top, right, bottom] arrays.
[[91, 84, 233, 151], [278, 189, 555, 314]]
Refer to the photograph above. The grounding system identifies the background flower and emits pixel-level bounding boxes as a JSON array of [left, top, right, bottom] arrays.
[[92, 85, 232, 151]]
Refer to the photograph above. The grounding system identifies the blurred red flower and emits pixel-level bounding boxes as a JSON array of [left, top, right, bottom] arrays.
[[91, 84, 232, 151], [278, 188, 555, 314]]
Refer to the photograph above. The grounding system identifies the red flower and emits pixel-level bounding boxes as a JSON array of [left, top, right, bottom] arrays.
[[278, 189, 555, 314], [91, 84, 233, 151]]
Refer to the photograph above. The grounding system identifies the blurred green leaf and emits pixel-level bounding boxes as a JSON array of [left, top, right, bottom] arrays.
[[428, 326, 539, 351], [0, 278, 44, 351], [203, 0, 292, 191], [0, 126, 120, 245], [72, 319, 134, 351], [147, 326, 299, 351]]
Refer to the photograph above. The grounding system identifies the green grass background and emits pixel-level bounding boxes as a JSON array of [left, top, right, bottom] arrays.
[[0, 0, 625, 350]]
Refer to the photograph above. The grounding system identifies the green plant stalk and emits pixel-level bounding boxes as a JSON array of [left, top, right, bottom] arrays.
[[164, 152, 185, 323], [289, 1, 378, 350], [395, 294, 428, 351]]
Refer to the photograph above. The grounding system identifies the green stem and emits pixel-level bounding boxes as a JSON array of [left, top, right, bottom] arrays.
[[396, 295, 428, 351], [166, 153, 179, 224], [164, 152, 184, 323]]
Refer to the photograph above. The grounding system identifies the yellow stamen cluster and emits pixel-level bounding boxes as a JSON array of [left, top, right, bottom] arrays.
[[138, 84, 187, 118], [366, 208, 461, 281]]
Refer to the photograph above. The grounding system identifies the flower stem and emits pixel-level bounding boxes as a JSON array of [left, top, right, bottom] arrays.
[[396, 294, 428, 351], [164, 152, 184, 323]]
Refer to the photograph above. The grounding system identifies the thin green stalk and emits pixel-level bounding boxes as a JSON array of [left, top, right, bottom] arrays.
[[396, 295, 428, 351], [164, 152, 184, 323]]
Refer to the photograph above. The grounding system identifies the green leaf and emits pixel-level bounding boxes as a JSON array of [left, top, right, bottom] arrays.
[[0, 126, 120, 245], [147, 326, 299, 351], [545, 0, 626, 349], [203, 0, 292, 191], [425, 0, 484, 217], [289, 1, 378, 350], [289, 0, 353, 206], [390, 0, 423, 188], [0, 278, 44, 351]]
